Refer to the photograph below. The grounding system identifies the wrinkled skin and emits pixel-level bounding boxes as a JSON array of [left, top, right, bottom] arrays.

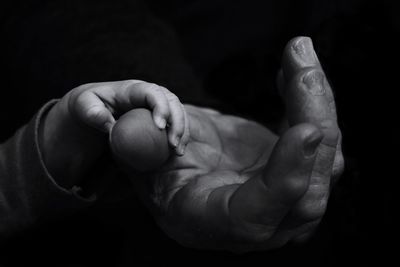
[[125, 37, 344, 252]]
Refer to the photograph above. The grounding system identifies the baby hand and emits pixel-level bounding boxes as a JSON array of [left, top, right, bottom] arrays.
[[68, 80, 190, 155], [40, 80, 189, 187]]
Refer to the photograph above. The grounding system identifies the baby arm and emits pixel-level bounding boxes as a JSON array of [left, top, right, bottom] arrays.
[[0, 79, 188, 240]]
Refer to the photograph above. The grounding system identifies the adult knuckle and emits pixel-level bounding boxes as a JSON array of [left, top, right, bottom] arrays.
[[280, 176, 309, 202], [332, 153, 345, 181], [300, 68, 327, 96]]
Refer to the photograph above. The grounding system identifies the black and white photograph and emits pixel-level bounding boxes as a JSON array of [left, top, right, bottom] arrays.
[[0, 0, 397, 266]]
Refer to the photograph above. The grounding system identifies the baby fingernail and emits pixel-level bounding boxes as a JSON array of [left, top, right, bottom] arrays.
[[292, 37, 318, 66], [155, 117, 166, 129], [177, 144, 186, 156], [169, 134, 180, 147], [303, 130, 323, 157]]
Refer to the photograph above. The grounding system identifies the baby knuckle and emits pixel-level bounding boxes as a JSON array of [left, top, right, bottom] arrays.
[[156, 107, 170, 117], [167, 93, 180, 103], [147, 82, 163, 93]]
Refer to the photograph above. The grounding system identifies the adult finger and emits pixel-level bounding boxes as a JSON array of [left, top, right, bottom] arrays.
[[227, 123, 323, 241], [281, 36, 321, 82], [281, 36, 342, 221]]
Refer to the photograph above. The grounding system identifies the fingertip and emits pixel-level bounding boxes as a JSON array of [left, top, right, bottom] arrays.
[[176, 132, 190, 157], [175, 144, 186, 156], [168, 131, 185, 152], [286, 36, 316, 64], [173, 136, 189, 157], [169, 133, 179, 148], [154, 115, 167, 129], [282, 36, 319, 80], [152, 102, 170, 130]]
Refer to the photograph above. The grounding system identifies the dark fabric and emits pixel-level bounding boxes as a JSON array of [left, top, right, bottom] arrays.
[[0, 100, 95, 241], [0, 0, 213, 143]]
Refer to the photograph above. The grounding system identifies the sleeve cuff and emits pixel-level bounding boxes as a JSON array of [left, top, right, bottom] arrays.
[[28, 99, 96, 215]]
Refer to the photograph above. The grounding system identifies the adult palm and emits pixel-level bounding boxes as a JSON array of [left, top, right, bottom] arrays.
[[128, 37, 344, 252]]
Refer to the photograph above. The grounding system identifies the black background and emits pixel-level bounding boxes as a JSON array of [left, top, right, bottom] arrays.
[[0, 0, 398, 266]]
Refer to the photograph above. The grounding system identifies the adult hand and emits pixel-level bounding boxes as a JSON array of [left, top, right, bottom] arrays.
[[127, 37, 344, 252]]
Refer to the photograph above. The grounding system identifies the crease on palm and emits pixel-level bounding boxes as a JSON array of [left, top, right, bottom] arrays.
[[147, 105, 278, 218]]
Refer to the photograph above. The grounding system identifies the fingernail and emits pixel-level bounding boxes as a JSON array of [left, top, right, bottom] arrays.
[[155, 117, 167, 129], [292, 37, 318, 66], [303, 131, 323, 157], [302, 70, 326, 96], [171, 136, 179, 147], [176, 143, 186, 156]]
